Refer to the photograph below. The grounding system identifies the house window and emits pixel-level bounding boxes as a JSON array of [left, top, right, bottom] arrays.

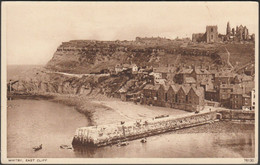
[[186, 95, 188, 102], [165, 93, 168, 101], [211, 28, 213, 32]]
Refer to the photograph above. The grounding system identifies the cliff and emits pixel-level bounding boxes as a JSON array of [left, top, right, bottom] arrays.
[[46, 38, 245, 74], [9, 38, 255, 97]]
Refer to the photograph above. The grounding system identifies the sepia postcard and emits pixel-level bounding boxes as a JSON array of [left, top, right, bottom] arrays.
[[1, 1, 258, 164]]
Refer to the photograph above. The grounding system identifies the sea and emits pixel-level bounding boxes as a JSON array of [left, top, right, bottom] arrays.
[[6, 65, 255, 158]]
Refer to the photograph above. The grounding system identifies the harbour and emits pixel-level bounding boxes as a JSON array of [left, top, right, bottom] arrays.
[[7, 99, 255, 158]]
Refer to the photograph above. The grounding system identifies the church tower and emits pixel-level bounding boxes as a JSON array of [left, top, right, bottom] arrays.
[[226, 22, 231, 35]]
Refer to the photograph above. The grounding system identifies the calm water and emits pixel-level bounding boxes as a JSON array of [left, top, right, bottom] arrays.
[[7, 99, 255, 158], [7, 65, 43, 80]]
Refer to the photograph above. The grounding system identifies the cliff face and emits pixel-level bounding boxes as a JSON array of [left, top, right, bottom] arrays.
[[9, 38, 255, 96], [46, 39, 227, 74]]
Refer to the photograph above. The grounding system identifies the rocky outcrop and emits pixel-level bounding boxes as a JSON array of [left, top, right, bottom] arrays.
[[8, 66, 137, 98]]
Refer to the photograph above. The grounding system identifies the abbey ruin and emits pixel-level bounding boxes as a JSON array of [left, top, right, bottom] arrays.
[[192, 22, 255, 43]]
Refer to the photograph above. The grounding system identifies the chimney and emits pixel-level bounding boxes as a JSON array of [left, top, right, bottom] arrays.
[[242, 84, 246, 94]]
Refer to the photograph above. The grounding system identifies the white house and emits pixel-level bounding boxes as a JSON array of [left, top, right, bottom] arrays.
[[251, 88, 255, 110], [131, 64, 138, 73], [115, 64, 123, 74]]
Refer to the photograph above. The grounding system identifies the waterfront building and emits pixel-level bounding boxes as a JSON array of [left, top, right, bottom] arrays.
[[187, 87, 205, 106], [205, 89, 219, 102], [176, 85, 191, 104], [166, 84, 180, 107], [251, 88, 255, 110]]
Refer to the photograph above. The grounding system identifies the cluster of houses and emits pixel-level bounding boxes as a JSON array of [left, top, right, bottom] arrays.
[[106, 54, 256, 112], [145, 63, 255, 111], [112, 61, 255, 112]]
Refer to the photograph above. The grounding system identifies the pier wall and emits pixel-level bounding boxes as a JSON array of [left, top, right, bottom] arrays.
[[72, 111, 217, 147], [218, 109, 255, 120]]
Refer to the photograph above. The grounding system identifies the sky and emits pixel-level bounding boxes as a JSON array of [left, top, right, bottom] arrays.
[[2, 2, 258, 65]]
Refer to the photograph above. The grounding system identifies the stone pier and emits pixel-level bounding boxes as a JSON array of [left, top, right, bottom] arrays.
[[72, 111, 217, 147]]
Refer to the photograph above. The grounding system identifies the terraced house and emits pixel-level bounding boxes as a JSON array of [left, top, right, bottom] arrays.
[[165, 84, 180, 107], [142, 84, 205, 112]]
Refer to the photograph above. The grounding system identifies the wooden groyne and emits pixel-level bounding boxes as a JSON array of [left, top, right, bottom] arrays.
[[72, 111, 218, 147]]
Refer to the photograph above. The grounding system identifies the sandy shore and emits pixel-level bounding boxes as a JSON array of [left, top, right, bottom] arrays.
[[92, 100, 191, 124], [8, 92, 253, 129]]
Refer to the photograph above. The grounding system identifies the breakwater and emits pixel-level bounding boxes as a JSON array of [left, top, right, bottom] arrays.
[[72, 111, 217, 147], [72, 109, 255, 147]]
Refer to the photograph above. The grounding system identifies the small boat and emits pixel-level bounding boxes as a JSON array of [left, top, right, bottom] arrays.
[[33, 144, 42, 151], [117, 141, 129, 147], [140, 138, 147, 143], [60, 145, 68, 149], [60, 145, 73, 149]]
